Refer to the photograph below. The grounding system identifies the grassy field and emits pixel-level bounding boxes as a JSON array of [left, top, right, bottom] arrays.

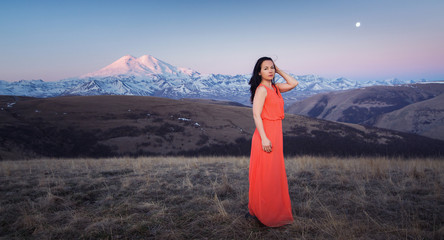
[[1, 156, 443, 239]]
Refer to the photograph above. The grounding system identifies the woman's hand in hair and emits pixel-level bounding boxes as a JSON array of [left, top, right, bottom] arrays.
[[275, 65, 281, 75]]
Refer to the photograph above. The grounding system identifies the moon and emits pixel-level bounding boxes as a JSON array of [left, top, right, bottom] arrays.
[[355, 22, 361, 27]]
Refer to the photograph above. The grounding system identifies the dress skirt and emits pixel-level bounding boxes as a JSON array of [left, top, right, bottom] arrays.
[[248, 118, 293, 227]]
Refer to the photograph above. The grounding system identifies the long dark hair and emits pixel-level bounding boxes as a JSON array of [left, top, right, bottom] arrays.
[[248, 56, 278, 103]]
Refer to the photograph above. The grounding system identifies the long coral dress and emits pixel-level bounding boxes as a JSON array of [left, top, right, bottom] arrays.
[[248, 83, 294, 227]]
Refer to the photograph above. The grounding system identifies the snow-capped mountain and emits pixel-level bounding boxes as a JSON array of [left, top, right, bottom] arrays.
[[81, 55, 198, 79], [0, 54, 438, 106]]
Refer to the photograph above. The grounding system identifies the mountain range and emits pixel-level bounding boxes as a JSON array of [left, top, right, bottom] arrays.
[[0, 54, 436, 106]]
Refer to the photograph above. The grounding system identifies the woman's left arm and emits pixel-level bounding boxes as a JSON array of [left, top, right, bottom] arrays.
[[275, 66, 298, 93]]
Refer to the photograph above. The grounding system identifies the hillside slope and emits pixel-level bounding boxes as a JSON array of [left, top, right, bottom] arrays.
[[287, 83, 444, 140], [1, 95, 442, 160], [374, 94, 444, 140]]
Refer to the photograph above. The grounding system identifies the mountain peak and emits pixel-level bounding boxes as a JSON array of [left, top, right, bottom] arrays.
[[138, 54, 153, 60], [81, 54, 197, 78], [116, 55, 136, 63]]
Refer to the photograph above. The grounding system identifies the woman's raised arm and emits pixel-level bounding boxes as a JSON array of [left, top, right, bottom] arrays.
[[275, 65, 298, 93]]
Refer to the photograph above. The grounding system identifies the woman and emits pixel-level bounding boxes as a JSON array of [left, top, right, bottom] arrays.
[[247, 56, 298, 227]]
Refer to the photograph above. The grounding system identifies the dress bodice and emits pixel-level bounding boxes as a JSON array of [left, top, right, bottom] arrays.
[[259, 84, 285, 121]]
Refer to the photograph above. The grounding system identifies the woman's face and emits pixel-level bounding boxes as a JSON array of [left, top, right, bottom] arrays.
[[259, 60, 275, 81]]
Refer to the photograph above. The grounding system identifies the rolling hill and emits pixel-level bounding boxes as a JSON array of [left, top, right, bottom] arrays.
[[1, 95, 442, 160], [287, 83, 444, 140]]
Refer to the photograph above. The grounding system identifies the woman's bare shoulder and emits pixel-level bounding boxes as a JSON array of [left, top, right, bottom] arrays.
[[255, 85, 267, 95], [256, 85, 267, 92]]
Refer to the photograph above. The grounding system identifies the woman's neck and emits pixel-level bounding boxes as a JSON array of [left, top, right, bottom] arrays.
[[260, 80, 272, 88]]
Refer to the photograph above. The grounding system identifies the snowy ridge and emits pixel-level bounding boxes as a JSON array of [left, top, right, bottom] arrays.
[[416, 81, 444, 84], [1, 54, 440, 105]]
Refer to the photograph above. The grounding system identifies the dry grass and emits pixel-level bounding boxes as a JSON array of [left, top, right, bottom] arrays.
[[1, 156, 443, 239]]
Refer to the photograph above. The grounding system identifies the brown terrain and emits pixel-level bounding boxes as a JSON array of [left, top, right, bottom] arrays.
[[1, 95, 443, 239], [0, 156, 443, 239], [287, 83, 444, 140], [1, 94, 443, 160]]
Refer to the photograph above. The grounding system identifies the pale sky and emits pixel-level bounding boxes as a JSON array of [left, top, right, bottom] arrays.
[[1, 0, 443, 82]]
